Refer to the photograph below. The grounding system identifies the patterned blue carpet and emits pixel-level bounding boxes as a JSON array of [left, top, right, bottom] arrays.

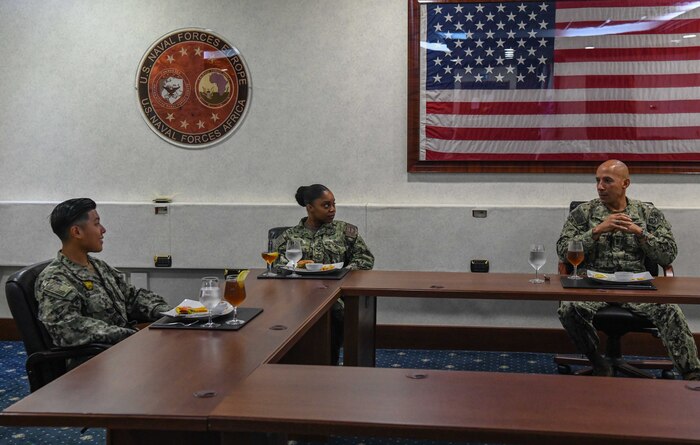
[[0, 341, 106, 444], [0, 341, 672, 444]]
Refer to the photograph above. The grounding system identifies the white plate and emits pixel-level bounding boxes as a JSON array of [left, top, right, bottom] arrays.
[[586, 270, 654, 284], [160, 299, 234, 319], [283, 262, 344, 274]]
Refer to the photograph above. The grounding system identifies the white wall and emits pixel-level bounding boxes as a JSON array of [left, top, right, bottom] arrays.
[[2, 0, 700, 329], [2, 0, 700, 205]]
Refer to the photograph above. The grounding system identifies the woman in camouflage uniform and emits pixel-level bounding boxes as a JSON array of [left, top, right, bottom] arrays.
[[276, 184, 374, 364]]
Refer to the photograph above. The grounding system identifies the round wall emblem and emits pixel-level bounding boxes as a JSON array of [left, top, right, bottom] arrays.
[[136, 28, 251, 149]]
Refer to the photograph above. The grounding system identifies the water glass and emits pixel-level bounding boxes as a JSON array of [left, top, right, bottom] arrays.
[[286, 239, 302, 278], [528, 244, 546, 284], [199, 276, 221, 327]]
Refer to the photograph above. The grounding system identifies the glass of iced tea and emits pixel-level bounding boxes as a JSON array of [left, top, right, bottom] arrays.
[[567, 240, 584, 280], [261, 251, 279, 277], [223, 271, 248, 325]]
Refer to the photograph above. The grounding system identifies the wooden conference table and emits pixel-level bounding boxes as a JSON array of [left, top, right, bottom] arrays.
[[3, 270, 700, 445]]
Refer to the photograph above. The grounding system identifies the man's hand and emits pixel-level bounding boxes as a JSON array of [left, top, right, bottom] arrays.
[[592, 213, 643, 240]]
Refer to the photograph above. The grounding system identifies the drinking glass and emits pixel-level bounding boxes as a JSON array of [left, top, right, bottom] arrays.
[[286, 239, 303, 278], [261, 251, 279, 277], [528, 244, 546, 284], [199, 276, 221, 327], [567, 240, 584, 280], [223, 273, 247, 325]]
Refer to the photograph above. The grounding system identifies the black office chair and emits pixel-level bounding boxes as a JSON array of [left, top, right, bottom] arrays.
[[6, 260, 110, 392], [268, 226, 291, 252], [554, 201, 675, 379]]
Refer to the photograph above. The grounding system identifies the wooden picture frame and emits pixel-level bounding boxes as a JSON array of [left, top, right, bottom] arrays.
[[407, 0, 700, 173]]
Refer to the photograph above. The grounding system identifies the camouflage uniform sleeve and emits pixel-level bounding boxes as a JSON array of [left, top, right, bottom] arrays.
[[108, 265, 170, 321], [344, 225, 374, 270], [640, 206, 678, 267], [36, 277, 136, 347], [556, 206, 596, 262]]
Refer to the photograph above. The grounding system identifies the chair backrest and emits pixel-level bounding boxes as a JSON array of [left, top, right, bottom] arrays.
[[566, 201, 662, 276], [5, 260, 55, 356], [267, 226, 291, 251]]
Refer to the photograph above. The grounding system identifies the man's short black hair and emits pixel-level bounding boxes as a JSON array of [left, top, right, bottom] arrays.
[[50, 198, 97, 241]]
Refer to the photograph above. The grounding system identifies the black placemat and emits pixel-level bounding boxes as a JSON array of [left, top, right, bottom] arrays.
[[257, 267, 350, 280], [560, 276, 656, 290], [149, 307, 263, 331]]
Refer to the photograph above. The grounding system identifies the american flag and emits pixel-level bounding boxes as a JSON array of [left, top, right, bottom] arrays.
[[420, 0, 700, 162]]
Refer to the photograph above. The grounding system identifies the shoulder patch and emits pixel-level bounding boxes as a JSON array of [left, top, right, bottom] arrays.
[[344, 223, 358, 238], [648, 207, 664, 226], [571, 206, 587, 225], [42, 280, 74, 298]]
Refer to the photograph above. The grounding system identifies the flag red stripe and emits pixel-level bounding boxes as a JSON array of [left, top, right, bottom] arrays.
[[556, 0, 694, 10], [555, 46, 700, 62], [554, 73, 700, 89], [425, 150, 700, 161], [555, 19, 700, 35], [426, 100, 700, 115], [426, 126, 700, 141]]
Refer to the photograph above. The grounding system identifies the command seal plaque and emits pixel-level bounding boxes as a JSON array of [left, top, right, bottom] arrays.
[[136, 28, 251, 149]]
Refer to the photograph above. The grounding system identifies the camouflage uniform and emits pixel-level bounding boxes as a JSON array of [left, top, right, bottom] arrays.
[[275, 218, 374, 364], [557, 198, 700, 375], [35, 252, 170, 348], [275, 218, 374, 270]]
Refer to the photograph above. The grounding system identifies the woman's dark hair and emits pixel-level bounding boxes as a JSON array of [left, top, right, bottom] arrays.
[[295, 184, 330, 207], [50, 198, 97, 241]]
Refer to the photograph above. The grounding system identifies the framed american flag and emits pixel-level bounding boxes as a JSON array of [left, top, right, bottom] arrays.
[[407, 0, 700, 173]]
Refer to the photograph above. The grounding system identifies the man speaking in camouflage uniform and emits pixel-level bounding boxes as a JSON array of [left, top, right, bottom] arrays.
[[557, 160, 700, 379], [36, 198, 170, 353]]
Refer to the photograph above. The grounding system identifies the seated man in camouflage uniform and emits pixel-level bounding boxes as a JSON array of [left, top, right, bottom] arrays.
[[276, 184, 374, 365], [36, 198, 170, 354], [557, 160, 700, 379]]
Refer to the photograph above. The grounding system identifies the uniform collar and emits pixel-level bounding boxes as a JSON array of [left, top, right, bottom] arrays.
[[298, 217, 334, 233], [596, 196, 632, 213], [57, 251, 95, 279]]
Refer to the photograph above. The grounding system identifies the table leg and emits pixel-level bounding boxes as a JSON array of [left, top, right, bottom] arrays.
[[277, 311, 332, 365], [343, 295, 376, 367]]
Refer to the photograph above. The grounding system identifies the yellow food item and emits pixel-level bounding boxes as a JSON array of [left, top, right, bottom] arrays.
[[175, 306, 208, 315], [593, 273, 607, 279], [237, 270, 249, 283], [320, 264, 336, 271]]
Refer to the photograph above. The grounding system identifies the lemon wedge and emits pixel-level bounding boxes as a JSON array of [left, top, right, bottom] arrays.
[[236, 270, 249, 283]]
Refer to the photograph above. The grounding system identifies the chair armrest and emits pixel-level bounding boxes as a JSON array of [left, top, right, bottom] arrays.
[[28, 343, 111, 367], [663, 264, 674, 277]]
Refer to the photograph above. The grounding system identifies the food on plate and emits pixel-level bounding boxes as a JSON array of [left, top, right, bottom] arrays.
[[593, 273, 607, 279], [175, 306, 208, 315], [296, 260, 313, 269], [320, 264, 336, 271]]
